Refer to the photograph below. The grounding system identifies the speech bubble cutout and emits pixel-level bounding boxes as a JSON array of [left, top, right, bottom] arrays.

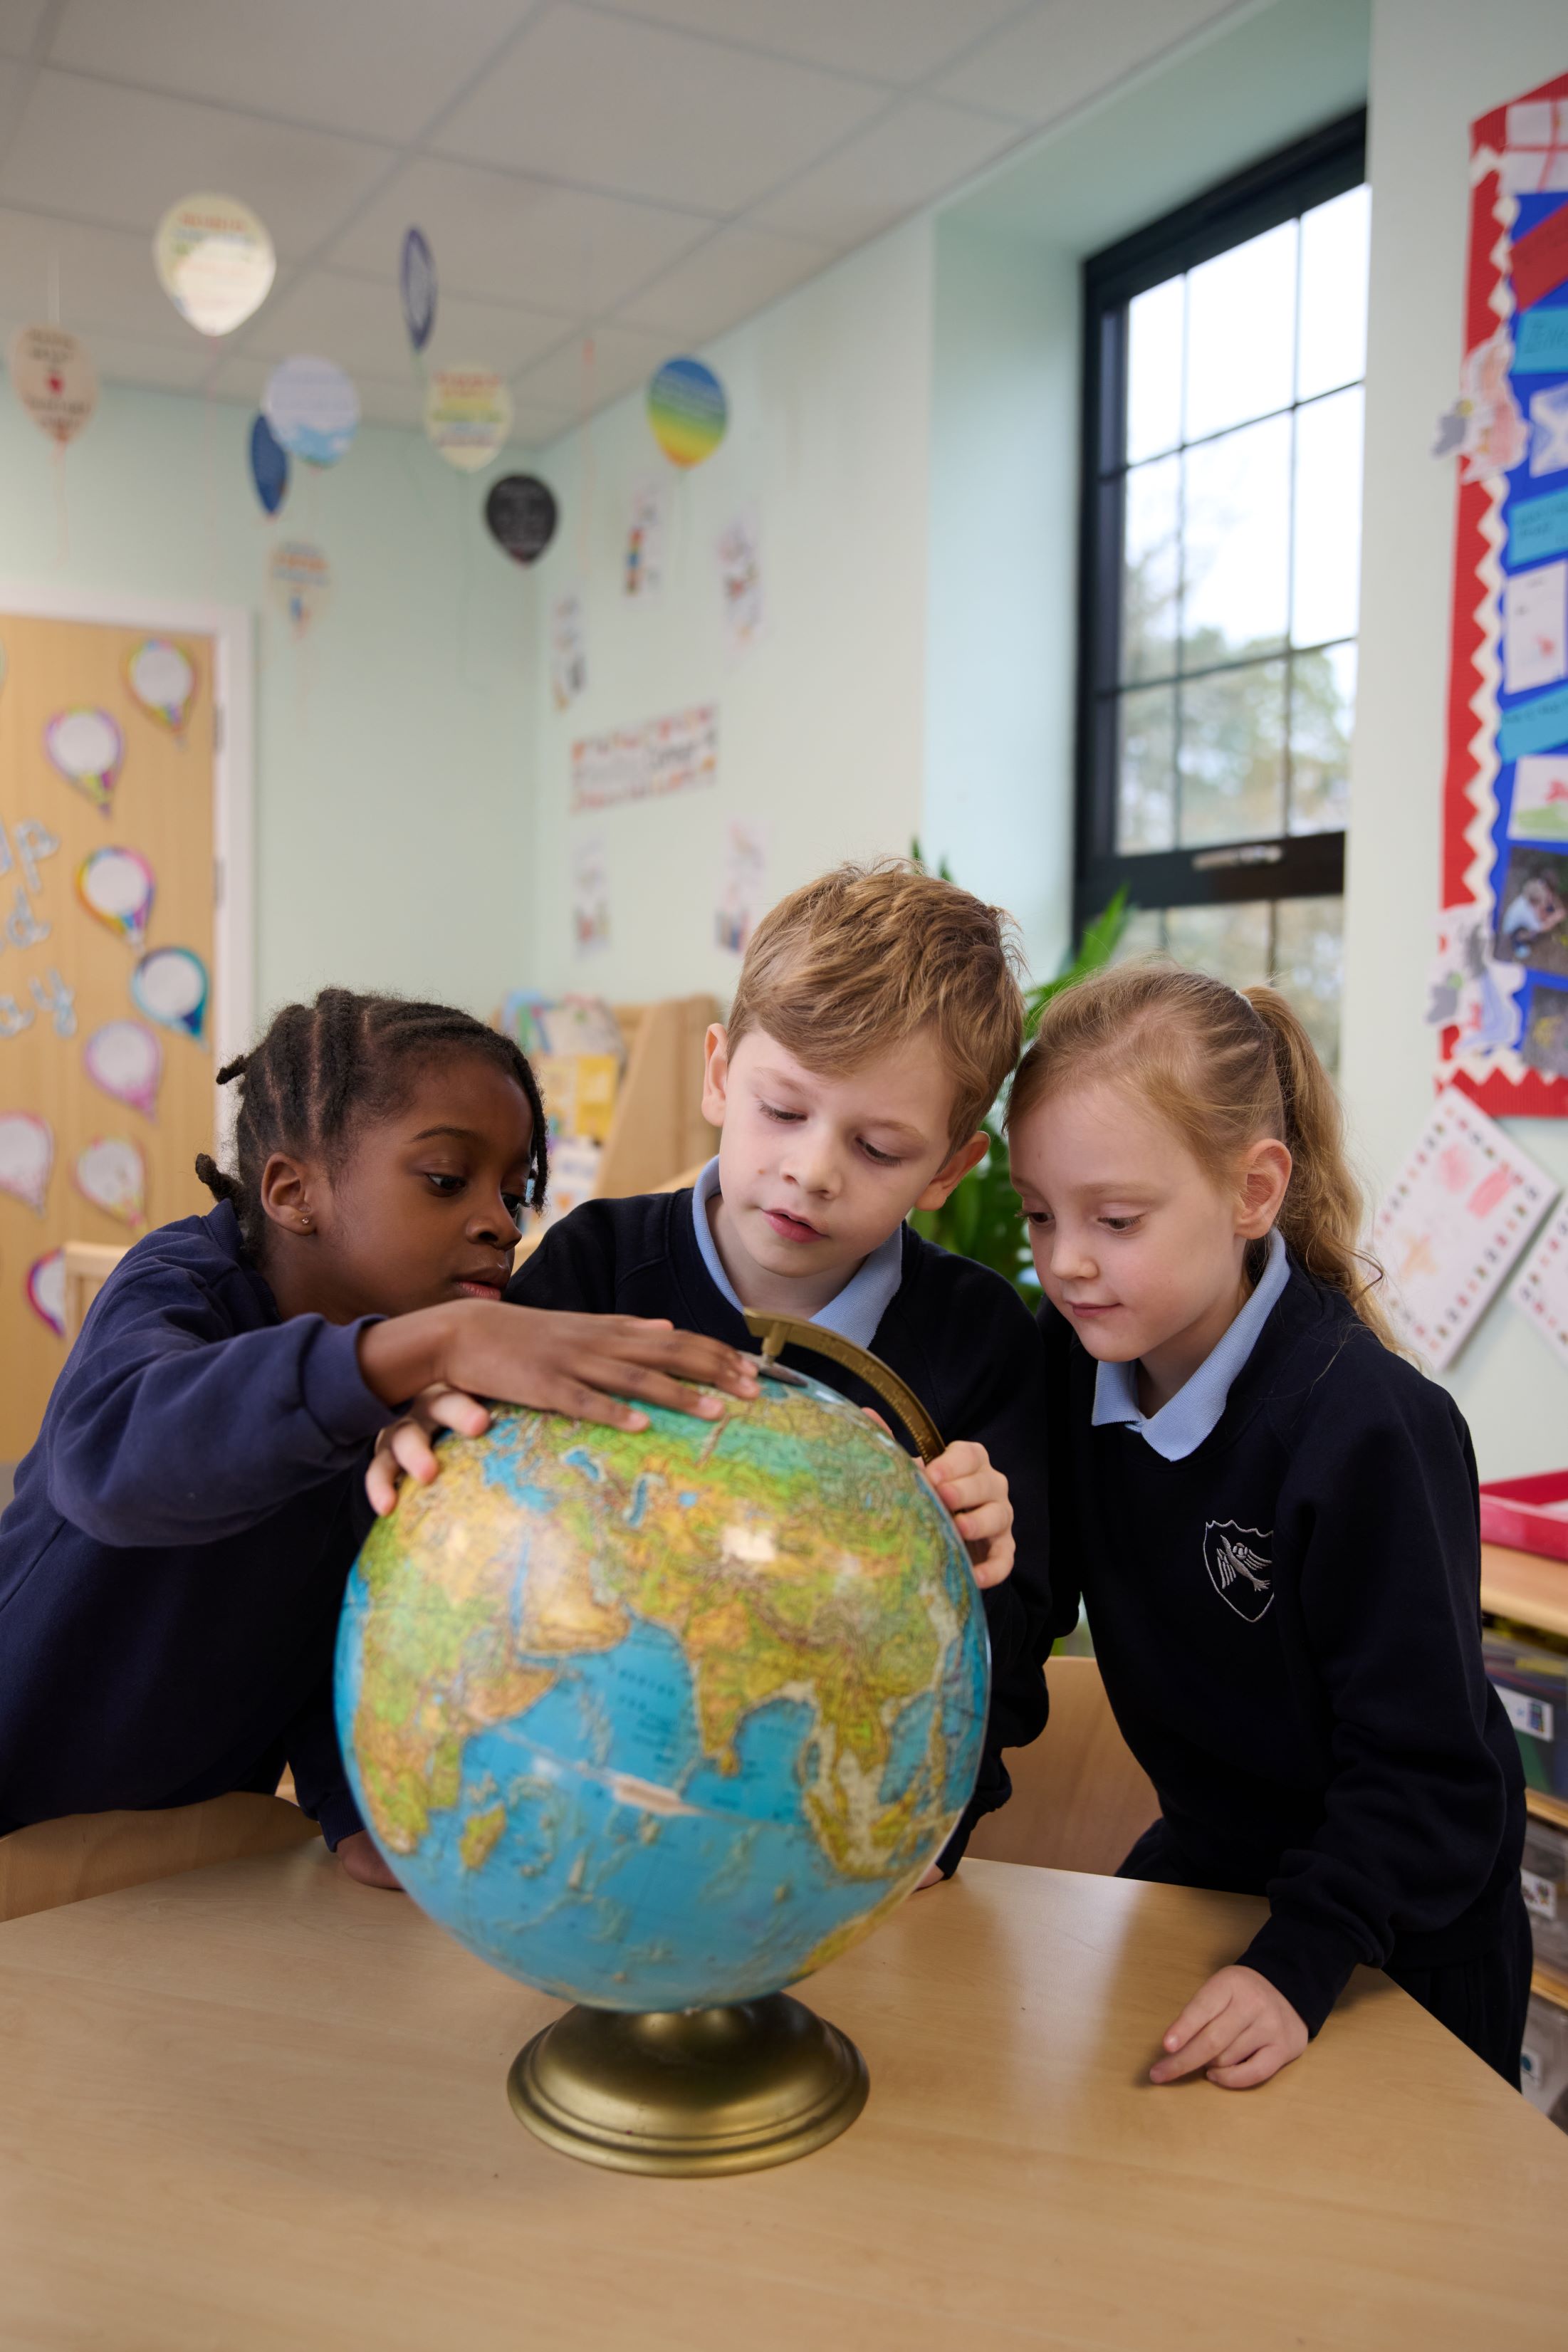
[[249, 411, 289, 516], [424, 365, 512, 472], [77, 845, 155, 948], [26, 1248, 66, 1339], [401, 227, 437, 352], [45, 708, 124, 814], [132, 944, 209, 1042], [126, 639, 197, 736], [75, 1136, 147, 1229], [485, 474, 558, 565], [264, 355, 360, 467], [0, 1111, 53, 1215], [268, 540, 330, 638], [155, 193, 276, 337], [8, 323, 98, 445], [85, 1019, 163, 1118], [647, 356, 728, 469]]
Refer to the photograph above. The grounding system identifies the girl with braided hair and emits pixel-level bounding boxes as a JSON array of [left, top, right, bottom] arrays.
[[0, 988, 757, 1886]]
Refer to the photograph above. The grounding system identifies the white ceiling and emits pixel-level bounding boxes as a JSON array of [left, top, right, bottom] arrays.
[[0, 0, 1242, 444]]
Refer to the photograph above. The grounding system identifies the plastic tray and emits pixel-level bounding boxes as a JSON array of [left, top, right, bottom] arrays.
[[1480, 1471, 1568, 1564]]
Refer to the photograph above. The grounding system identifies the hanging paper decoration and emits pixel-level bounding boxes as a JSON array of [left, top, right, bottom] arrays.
[[83, 1020, 163, 1119], [77, 845, 155, 947], [75, 1136, 147, 1229], [154, 193, 275, 337], [0, 1111, 53, 1215], [484, 474, 558, 565], [268, 540, 330, 639], [647, 356, 727, 469], [7, 324, 98, 446], [125, 639, 197, 736], [249, 412, 289, 516], [132, 944, 209, 1042], [44, 709, 123, 815], [401, 227, 437, 354], [25, 1248, 67, 1339], [424, 365, 512, 472], [263, 355, 359, 467]]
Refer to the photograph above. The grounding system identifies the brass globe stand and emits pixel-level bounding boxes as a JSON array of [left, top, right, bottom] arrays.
[[508, 1995, 869, 2175]]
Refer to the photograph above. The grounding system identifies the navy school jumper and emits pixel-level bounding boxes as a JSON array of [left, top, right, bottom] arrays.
[[0, 1203, 388, 1845]]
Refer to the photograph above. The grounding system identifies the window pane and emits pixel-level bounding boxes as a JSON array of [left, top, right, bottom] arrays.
[[1165, 900, 1272, 988], [1184, 219, 1297, 441], [1178, 659, 1287, 846], [1127, 276, 1183, 463], [1117, 684, 1176, 851], [1289, 642, 1356, 834], [1297, 185, 1370, 401], [1122, 456, 1180, 682], [1292, 385, 1364, 647], [1114, 906, 1166, 961], [1182, 414, 1291, 664], [1272, 896, 1344, 1070]]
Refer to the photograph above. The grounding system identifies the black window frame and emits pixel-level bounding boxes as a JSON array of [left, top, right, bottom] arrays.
[[1073, 109, 1368, 940]]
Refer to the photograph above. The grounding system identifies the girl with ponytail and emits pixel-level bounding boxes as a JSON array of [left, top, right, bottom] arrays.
[[1008, 961, 1529, 2091]]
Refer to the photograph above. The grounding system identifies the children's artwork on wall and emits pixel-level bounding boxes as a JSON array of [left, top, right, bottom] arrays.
[[132, 945, 209, 1044], [6, 324, 98, 445], [29, 968, 76, 1040], [153, 194, 275, 336], [570, 706, 718, 814], [268, 540, 330, 638], [263, 355, 359, 468], [45, 709, 123, 815], [400, 227, 437, 355], [647, 357, 727, 469], [0, 815, 58, 897], [0, 1111, 53, 1215], [1512, 1197, 1568, 1363], [1374, 1085, 1558, 1369], [624, 482, 664, 598], [74, 1136, 147, 1229], [484, 474, 557, 565], [424, 366, 511, 472], [717, 510, 765, 659], [83, 1020, 162, 1119], [1437, 69, 1568, 1115], [249, 412, 289, 516], [571, 837, 610, 956], [125, 639, 197, 736], [76, 845, 155, 948], [716, 818, 770, 956], [550, 588, 588, 711], [24, 1247, 66, 1339]]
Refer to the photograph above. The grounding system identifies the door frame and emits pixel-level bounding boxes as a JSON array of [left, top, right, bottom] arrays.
[[0, 580, 254, 1141]]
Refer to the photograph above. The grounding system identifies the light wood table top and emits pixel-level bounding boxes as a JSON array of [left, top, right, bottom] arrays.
[[1, 1849, 1564, 2352]]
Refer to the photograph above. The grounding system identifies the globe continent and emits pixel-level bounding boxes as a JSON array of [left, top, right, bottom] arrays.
[[335, 1374, 989, 2010]]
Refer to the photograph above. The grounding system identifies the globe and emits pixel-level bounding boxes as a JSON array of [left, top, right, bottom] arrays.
[[334, 1368, 989, 2015]]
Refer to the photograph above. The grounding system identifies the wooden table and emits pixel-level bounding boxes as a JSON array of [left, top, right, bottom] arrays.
[[1, 1851, 1564, 2351]]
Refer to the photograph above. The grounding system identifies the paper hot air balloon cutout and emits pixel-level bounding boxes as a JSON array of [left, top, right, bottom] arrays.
[[132, 945, 209, 1043], [84, 1020, 163, 1119], [647, 357, 727, 469], [26, 1248, 66, 1339], [401, 228, 437, 353], [126, 639, 197, 736], [8, 323, 98, 445], [155, 194, 275, 337], [75, 1136, 147, 1229], [0, 1111, 53, 1216], [268, 540, 330, 639], [77, 845, 155, 948], [263, 355, 359, 468], [484, 474, 558, 565], [424, 365, 512, 472], [249, 411, 289, 516], [46, 709, 124, 815]]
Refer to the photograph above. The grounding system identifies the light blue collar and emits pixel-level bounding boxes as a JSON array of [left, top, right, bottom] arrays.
[[690, 1156, 904, 1351], [1091, 1228, 1290, 1462]]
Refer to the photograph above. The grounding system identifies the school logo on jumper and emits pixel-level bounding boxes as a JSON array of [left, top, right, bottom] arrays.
[[1203, 1521, 1275, 1624]]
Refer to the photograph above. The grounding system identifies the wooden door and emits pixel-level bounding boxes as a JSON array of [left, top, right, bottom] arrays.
[[0, 610, 216, 1462]]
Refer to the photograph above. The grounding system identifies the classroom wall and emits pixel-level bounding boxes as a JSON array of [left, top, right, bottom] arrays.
[[1347, 0, 1568, 1475]]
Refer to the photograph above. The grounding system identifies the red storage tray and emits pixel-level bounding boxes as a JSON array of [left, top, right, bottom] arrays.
[[1480, 1472, 1568, 1564]]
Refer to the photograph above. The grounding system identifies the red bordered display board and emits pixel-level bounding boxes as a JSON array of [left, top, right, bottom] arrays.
[[1438, 72, 1568, 1114]]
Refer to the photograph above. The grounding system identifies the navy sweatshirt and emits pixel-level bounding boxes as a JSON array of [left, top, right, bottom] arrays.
[[0, 1203, 390, 1846], [508, 1187, 1055, 1866], [1040, 1260, 1525, 2036]]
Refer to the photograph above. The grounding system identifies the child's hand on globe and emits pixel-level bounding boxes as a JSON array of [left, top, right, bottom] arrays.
[[337, 1830, 403, 1891], [858, 1418, 1014, 1589]]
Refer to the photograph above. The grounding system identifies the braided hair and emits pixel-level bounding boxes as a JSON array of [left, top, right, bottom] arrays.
[[195, 988, 548, 1259]]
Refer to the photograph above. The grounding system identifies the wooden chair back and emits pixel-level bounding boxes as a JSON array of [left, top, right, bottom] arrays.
[[966, 1655, 1159, 1876], [0, 1793, 318, 1925]]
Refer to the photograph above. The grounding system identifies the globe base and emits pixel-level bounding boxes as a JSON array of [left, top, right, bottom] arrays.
[[507, 1992, 869, 2175]]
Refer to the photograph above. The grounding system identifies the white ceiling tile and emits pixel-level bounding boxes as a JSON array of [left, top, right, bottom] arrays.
[[0, 68, 391, 256], [514, 318, 674, 412], [509, 398, 575, 445], [0, 1, 47, 61], [935, 0, 1245, 124], [202, 350, 271, 408], [350, 375, 426, 428], [432, 4, 888, 214], [597, 0, 1029, 87], [57, 328, 217, 392], [330, 155, 706, 314], [754, 96, 1023, 244], [616, 221, 832, 341], [238, 265, 566, 381], [0, 206, 208, 343], [48, 0, 527, 143]]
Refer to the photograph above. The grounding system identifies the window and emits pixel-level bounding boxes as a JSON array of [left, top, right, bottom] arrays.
[[1076, 114, 1369, 1067]]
